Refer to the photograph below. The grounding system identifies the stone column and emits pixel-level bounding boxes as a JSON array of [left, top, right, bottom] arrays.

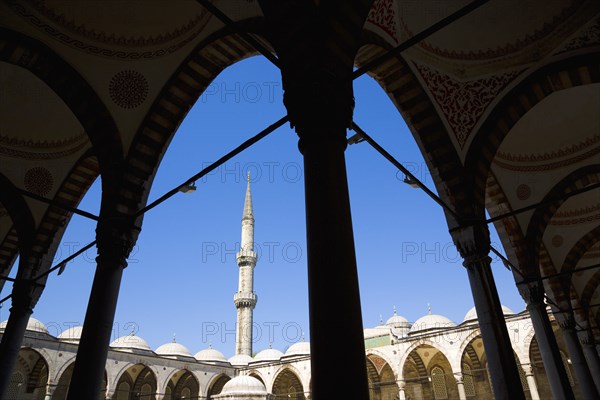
[[556, 312, 599, 399], [44, 385, 53, 400], [455, 374, 467, 400], [578, 329, 600, 393], [522, 365, 540, 400], [284, 68, 369, 400], [66, 220, 139, 400], [0, 276, 38, 396], [398, 382, 406, 400], [517, 282, 574, 399], [452, 224, 525, 400]]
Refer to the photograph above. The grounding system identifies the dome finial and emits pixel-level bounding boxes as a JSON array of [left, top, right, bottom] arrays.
[[173, 333, 176, 343], [393, 305, 397, 315], [301, 332, 305, 342], [428, 303, 431, 315], [379, 314, 383, 324], [247, 170, 251, 183], [130, 327, 135, 336]]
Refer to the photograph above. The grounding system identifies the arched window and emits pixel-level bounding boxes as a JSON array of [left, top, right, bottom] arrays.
[[560, 351, 575, 387], [462, 363, 476, 397], [182, 387, 191, 398], [431, 366, 448, 399], [140, 383, 153, 399], [6, 371, 25, 400], [116, 382, 130, 400]]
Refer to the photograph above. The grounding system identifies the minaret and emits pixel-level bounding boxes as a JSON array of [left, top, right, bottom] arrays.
[[234, 172, 258, 356]]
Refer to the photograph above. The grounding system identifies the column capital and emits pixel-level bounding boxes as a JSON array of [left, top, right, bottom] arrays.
[[554, 311, 576, 330], [283, 67, 354, 147], [577, 328, 596, 346], [455, 373, 464, 384], [450, 223, 491, 267], [522, 364, 534, 376], [517, 281, 546, 307], [95, 217, 140, 268], [10, 278, 41, 314]]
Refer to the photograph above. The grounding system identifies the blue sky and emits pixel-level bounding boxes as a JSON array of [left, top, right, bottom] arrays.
[[2, 56, 525, 357]]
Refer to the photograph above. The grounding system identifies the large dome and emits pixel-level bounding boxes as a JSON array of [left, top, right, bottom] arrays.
[[228, 354, 253, 366], [220, 375, 267, 395], [463, 305, 515, 322], [58, 326, 84, 342], [254, 347, 284, 362], [110, 333, 152, 352], [195, 347, 228, 362], [285, 341, 311, 356], [409, 314, 456, 333], [0, 317, 49, 335], [156, 341, 193, 358]]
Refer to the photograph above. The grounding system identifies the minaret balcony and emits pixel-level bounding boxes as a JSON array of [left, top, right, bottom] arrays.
[[234, 291, 257, 307], [236, 250, 257, 266]]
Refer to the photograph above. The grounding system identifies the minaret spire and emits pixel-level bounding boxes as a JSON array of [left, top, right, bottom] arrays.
[[234, 172, 258, 356]]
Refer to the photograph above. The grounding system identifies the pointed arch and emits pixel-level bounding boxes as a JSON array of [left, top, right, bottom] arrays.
[[525, 165, 600, 276], [465, 52, 600, 208], [206, 374, 231, 399], [0, 27, 123, 173], [272, 368, 306, 399], [172, 370, 200, 400]]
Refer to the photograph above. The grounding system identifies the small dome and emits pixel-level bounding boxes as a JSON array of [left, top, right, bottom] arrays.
[[409, 314, 456, 333], [110, 333, 152, 352], [228, 354, 253, 366], [195, 347, 228, 362], [386, 308, 411, 328], [1, 317, 49, 334], [220, 375, 267, 395], [58, 326, 84, 342], [253, 347, 284, 362], [463, 305, 515, 322], [285, 341, 311, 356], [156, 341, 192, 358]]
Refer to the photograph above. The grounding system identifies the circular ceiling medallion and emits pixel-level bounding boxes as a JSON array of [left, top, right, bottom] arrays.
[[551, 235, 564, 248], [424, 351, 430, 357], [516, 184, 531, 201], [476, 342, 483, 348], [109, 70, 149, 109], [24, 167, 54, 196]]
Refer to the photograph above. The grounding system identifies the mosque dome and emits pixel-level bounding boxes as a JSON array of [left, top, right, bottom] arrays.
[[386, 308, 411, 328], [58, 326, 84, 342], [0, 317, 49, 335], [195, 347, 228, 362], [156, 340, 193, 358], [463, 305, 515, 322], [285, 341, 311, 356], [409, 314, 456, 333], [110, 333, 152, 352], [228, 354, 253, 366], [253, 347, 284, 362], [220, 375, 267, 395]]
